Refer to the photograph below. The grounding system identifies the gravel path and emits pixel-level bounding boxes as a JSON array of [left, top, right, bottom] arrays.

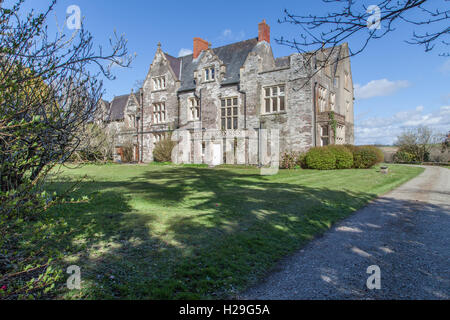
[[242, 166, 450, 300]]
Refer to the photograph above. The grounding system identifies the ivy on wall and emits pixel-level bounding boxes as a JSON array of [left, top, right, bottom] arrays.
[[329, 111, 337, 143]]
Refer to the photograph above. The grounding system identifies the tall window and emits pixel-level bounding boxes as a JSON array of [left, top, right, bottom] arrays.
[[344, 72, 350, 89], [318, 86, 327, 112], [334, 77, 339, 88], [221, 97, 238, 130], [336, 125, 345, 145], [152, 76, 166, 91], [189, 97, 200, 120], [321, 125, 329, 146], [263, 85, 285, 114], [204, 67, 215, 82], [330, 92, 336, 111], [153, 102, 166, 124]]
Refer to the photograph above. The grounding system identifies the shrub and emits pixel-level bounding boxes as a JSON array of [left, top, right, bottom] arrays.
[[121, 141, 135, 163], [327, 145, 353, 169], [305, 147, 336, 170], [361, 145, 384, 163], [353, 146, 378, 168], [297, 152, 308, 169], [393, 150, 415, 163], [153, 137, 176, 162], [280, 152, 298, 169], [343, 144, 359, 154]]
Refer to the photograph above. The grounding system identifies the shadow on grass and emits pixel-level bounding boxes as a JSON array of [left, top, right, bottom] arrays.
[[33, 166, 443, 299]]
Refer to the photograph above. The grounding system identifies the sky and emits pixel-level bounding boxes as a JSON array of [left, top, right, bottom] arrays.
[[4, 0, 449, 145]]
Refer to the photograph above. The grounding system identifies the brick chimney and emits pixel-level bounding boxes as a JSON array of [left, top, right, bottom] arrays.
[[258, 19, 270, 43], [193, 37, 209, 59]]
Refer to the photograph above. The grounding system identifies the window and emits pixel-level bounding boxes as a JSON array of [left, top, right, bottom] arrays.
[[346, 101, 350, 116], [152, 76, 166, 91], [344, 72, 350, 89], [204, 67, 215, 82], [221, 97, 238, 130], [189, 97, 200, 120], [321, 125, 329, 146], [128, 114, 137, 128], [153, 102, 166, 124], [336, 125, 345, 145], [318, 85, 327, 112], [334, 77, 339, 88], [153, 133, 166, 146], [263, 85, 286, 114], [330, 93, 336, 111]]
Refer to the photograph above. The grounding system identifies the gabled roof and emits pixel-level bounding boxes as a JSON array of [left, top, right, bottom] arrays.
[[164, 53, 181, 79], [109, 94, 129, 121], [176, 38, 259, 92]]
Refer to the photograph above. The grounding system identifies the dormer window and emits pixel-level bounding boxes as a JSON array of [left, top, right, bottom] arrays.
[[152, 76, 166, 91], [204, 67, 215, 82]]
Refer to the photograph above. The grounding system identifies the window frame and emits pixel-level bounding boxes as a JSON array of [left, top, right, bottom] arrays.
[[152, 102, 166, 124], [317, 85, 327, 113], [152, 75, 167, 91], [188, 97, 200, 121], [262, 84, 286, 115], [204, 66, 216, 82], [220, 97, 239, 130]]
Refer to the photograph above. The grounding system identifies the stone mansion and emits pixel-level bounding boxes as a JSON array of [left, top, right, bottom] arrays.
[[97, 20, 355, 165]]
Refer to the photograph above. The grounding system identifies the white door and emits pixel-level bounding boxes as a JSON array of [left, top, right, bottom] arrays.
[[211, 143, 222, 166]]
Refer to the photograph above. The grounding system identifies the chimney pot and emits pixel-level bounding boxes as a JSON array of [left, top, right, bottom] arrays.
[[193, 37, 209, 59], [258, 19, 270, 43]]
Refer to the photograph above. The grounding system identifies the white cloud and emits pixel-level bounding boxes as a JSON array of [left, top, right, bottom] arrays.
[[356, 105, 450, 145], [178, 48, 193, 57], [222, 29, 232, 37], [218, 29, 246, 42], [354, 79, 410, 100]]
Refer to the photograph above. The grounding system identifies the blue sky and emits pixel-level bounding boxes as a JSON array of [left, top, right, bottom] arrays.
[[5, 0, 450, 145]]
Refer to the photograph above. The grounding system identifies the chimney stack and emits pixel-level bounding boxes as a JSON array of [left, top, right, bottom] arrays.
[[258, 19, 270, 43], [193, 37, 209, 59]]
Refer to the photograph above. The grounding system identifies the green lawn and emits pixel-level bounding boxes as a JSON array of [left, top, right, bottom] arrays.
[[21, 164, 424, 299]]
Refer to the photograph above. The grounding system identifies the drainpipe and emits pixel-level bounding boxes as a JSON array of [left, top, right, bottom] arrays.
[[313, 81, 317, 147]]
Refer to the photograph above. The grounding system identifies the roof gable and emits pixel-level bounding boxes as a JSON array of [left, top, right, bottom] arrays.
[[178, 38, 258, 92]]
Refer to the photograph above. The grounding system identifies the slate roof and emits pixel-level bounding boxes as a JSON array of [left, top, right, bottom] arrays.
[[165, 53, 181, 79], [175, 38, 259, 92], [109, 94, 129, 121]]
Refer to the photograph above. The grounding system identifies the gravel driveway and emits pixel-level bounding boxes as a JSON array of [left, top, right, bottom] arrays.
[[242, 166, 450, 300]]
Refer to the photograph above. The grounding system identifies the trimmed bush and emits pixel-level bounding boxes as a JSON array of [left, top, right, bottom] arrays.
[[353, 146, 378, 168], [327, 145, 354, 169], [305, 147, 336, 170], [153, 138, 176, 162]]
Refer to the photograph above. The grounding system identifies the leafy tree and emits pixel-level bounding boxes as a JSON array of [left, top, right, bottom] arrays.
[[395, 126, 439, 162], [0, 0, 132, 219], [0, 0, 132, 299]]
